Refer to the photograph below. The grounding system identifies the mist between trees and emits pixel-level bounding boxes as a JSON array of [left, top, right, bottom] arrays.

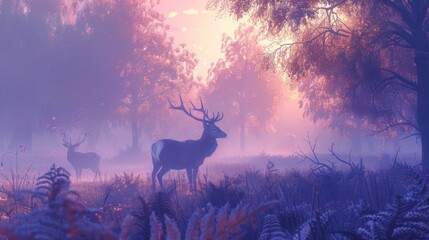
[[0, 0, 424, 175]]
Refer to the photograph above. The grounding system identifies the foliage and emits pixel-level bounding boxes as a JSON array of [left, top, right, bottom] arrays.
[[1, 155, 429, 239], [101, 172, 145, 234], [0, 0, 198, 150], [352, 174, 429, 240], [148, 200, 279, 240], [205, 24, 284, 151], [258, 214, 291, 240], [0, 164, 114, 240], [208, 0, 429, 172], [205, 177, 244, 208], [120, 196, 151, 240], [121, 191, 176, 240]]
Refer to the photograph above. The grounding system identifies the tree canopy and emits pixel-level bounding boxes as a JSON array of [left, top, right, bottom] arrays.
[[209, 0, 429, 171], [206, 25, 284, 152], [0, 0, 197, 152]]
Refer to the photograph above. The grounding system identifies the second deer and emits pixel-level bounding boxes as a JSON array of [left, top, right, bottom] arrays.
[[151, 96, 227, 192], [63, 133, 101, 181]]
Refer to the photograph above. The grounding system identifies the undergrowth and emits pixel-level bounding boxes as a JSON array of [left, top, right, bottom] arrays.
[[0, 153, 426, 239]]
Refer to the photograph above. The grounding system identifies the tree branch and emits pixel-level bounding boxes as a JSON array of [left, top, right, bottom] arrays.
[[375, 68, 418, 92], [381, 0, 413, 26], [386, 21, 414, 47], [297, 134, 334, 173]]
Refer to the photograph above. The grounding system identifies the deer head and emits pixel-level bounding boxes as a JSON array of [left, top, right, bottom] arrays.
[[62, 132, 88, 152]]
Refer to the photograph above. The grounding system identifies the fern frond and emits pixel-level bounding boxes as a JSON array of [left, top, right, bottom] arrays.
[[185, 208, 201, 240], [150, 212, 162, 240], [149, 191, 176, 224], [293, 220, 311, 240], [258, 214, 291, 240], [199, 206, 215, 239], [120, 196, 150, 240], [214, 202, 229, 239], [164, 215, 180, 240]]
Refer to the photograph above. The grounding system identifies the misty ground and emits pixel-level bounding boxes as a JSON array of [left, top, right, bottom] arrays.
[[0, 147, 426, 239], [0, 149, 420, 183]]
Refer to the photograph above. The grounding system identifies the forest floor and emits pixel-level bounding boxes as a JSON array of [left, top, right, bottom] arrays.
[[0, 151, 426, 239]]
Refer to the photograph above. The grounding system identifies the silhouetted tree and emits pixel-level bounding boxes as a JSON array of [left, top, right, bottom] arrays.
[[0, 0, 65, 150], [206, 25, 284, 152], [209, 0, 429, 171], [0, 0, 197, 152], [105, 0, 198, 152]]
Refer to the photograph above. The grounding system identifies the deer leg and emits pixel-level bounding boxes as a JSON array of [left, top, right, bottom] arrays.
[[157, 167, 169, 190], [75, 169, 79, 181], [152, 164, 161, 191], [92, 168, 100, 182], [186, 168, 193, 191], [192, 168, 199, 192]]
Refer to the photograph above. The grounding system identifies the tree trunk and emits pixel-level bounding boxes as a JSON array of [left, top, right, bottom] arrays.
[[8, 123, 32, 152], [240, 122, 245, 152], [131, 113, 139, 152], [350, 128, 362, 157], [416, 60, 429, 173], [414, 30, 429, 173]]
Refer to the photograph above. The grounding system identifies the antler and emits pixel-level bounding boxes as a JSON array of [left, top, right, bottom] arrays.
[[208, 111, 224, 122], [62, 132, 71, 147], [62, 132, 88, 147], [73, 132, 88, 147], [168, 95, 206, 122], [191, 97, 224, 123], [168, 96, 223, 123]]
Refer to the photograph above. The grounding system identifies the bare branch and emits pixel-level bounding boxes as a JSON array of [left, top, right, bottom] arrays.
[[297, 134, 334, 173]]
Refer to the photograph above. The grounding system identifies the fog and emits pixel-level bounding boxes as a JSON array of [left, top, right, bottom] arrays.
[[0, 0, 421, 182]]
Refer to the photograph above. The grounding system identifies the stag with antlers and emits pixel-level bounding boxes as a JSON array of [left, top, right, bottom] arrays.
[[151, 96, 227, 192], [62, 133, 101, 181]]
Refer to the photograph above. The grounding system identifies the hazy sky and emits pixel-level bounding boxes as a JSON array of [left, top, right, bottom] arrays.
[[155, 0, 240, 79]]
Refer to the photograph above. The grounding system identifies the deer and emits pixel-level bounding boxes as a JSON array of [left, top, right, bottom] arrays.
[[151, 96, 227, 192], [62, 133, 101, 181]]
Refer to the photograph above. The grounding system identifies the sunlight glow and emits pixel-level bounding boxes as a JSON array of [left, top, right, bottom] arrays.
[[168, 11, 178, 18]]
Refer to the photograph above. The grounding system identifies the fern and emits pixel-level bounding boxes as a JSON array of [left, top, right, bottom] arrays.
[[199, 206, 215, 239], [279, 203, 312, 234], [120, 196, 151, 240], [0, 165, 114, 240], [149, 191, 177, 237], [164, 215, 181, 240], [121, 191, 177, 240], [32, 164, 76, 207], [150, 212, 162, 240], [187, 201, 279, 239], [258, 214, 291, 240], [184, 207, 201, 239], [348, 174, 429, 240], [206, 180, 244, 208]]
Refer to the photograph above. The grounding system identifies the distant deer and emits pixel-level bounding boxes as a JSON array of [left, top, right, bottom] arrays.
[[62, 133, 101, 181], [151, 96, 227, 192]]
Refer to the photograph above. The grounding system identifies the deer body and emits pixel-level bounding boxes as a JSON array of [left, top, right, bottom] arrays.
[[66, 150, 101, 180], [153, 138, 218, 170], [63, 133, 101, 181], [151, 97, 226, 191]]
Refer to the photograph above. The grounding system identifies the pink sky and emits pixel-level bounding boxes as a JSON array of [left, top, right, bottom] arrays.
[[154, 1, 327, 155], [155, 0, 241, 79]]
